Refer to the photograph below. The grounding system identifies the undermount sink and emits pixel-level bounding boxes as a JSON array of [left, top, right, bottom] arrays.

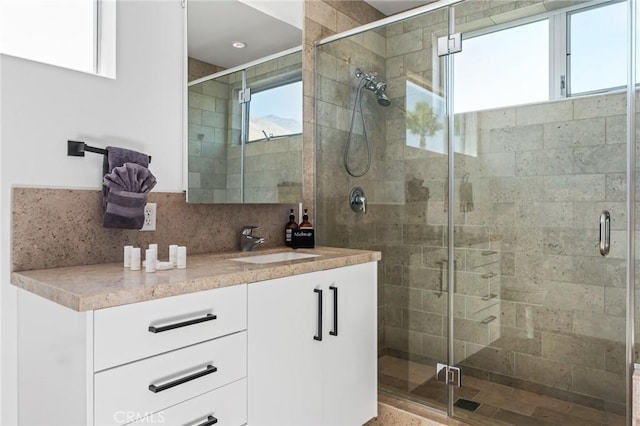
[[231, 252, 319, 264]]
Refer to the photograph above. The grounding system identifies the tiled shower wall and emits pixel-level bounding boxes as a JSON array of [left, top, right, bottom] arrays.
[[315, 0, 629, 415], [188, 73, 233, 202]]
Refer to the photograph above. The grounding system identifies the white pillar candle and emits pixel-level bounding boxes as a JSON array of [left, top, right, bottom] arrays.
[[124, 246, 133, 268], [148, 245, 157, 263], [169, 245, 178, 266], [130, 247, 141, 271], [145, 249, 156, 273], [177, 246, 187, 269]]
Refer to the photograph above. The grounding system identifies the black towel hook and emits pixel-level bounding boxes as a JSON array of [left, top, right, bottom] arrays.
[[67, 140, 151, 163]]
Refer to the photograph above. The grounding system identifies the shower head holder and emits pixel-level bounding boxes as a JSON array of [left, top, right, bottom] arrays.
[[355, 68, 388, 103]]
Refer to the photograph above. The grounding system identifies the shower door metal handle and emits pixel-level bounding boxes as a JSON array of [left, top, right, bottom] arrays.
[[599, 211, 610, 256]]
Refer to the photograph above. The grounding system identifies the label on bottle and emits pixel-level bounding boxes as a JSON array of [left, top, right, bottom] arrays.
[[286, 229, 292, 242], [291, 229, 315, 249]]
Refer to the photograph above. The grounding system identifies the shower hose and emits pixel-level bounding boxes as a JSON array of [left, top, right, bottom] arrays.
[[344, 77, 372, 177]]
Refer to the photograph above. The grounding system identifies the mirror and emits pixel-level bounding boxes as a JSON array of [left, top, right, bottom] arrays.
[[186, 0, 303, 204]]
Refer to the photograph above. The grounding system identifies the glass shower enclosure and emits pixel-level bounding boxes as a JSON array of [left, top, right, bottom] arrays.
[[315, 0, 636, 424]]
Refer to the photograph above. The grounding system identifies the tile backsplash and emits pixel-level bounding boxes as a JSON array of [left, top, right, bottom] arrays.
[[12, 187, 296, 271]]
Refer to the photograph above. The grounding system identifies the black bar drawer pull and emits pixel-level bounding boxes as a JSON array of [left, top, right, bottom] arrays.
[[314, 288, 323, 341], [148, 313, 217, 333], [148, 364, 217, 393], [197, 415, 218, 426], [329, 286, 338, 336]]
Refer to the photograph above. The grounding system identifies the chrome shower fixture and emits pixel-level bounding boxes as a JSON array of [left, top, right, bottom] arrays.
[[355, 68, 391, 106]]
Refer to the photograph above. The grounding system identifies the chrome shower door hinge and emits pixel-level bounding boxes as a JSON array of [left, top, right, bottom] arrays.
[[238, 88, 251, 104], [436, 363, 462, 387], [437, 33, 462, 57]]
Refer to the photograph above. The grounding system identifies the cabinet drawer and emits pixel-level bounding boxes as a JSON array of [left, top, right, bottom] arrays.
[[129, 378, 247, 426], [94, 284, 247, 371], [95, 331, 247, 426]]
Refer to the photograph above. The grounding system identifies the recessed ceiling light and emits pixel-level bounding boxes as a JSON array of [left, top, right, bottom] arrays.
[[232, 41, 246, 49]]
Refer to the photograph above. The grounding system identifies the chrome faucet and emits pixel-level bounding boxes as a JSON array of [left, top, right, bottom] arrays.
[[240, 226, 265, 252]]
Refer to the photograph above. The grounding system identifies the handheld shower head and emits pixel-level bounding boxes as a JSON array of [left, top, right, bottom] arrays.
[[374, 82, 390, 106], [377, 92, 391, 107]]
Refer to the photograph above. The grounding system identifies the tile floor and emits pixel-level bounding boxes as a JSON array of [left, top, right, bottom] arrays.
[[378, 355, 626, 426]]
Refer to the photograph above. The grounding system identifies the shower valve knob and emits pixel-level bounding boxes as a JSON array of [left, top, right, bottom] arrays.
[[350, 187, 367, 214]]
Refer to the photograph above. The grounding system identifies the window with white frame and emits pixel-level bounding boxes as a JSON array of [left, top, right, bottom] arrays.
[[568, 1, 627, 95], [0, 0, 115, 77], [453, 0, 629, 113], [248, 80, 302, 142], [454, 19, 549, 113]]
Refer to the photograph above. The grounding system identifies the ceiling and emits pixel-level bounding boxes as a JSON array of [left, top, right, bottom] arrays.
[[188, 0, 303, 69], [188, 0, 431, 70]]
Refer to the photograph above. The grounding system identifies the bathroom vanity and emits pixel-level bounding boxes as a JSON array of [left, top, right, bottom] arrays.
[[11, 247, 379, 426]]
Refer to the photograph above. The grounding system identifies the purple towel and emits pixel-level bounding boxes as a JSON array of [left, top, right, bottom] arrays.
[[106, 146, 149, 171], [103, 161, 156, 229], [103, 190, 149, 229], [102, 147, 150, 211]]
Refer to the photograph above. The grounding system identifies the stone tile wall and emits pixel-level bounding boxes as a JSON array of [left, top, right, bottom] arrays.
[[12, 188, 296, 271], [303, 0, 385, 219], [188, 57, 224, 82], [188, 73, 233, 202]]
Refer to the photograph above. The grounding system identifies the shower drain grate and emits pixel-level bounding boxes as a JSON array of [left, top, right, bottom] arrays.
[[454, 398, 481, 412]]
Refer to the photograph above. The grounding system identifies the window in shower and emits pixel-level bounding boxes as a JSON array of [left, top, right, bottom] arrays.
[[453, 0, 629, 113], [247, 80, 302, 142], [568, 0, 627, 95], [454, 19, 549, 113]]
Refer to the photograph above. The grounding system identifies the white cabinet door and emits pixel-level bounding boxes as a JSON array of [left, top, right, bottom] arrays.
[[247, 272, 323, 426], [321, 263, 377, 425], [248, 263, 378, 426]]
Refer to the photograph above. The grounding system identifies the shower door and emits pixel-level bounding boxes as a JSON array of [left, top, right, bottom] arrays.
[[315, 0, 633, 424], [448, 1, 629, 424], [315, 4, 453, 412]]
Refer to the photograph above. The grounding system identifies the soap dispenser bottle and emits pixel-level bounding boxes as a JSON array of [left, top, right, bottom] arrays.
[[285, 209, 298, 246], [299, 209, 312, 229]]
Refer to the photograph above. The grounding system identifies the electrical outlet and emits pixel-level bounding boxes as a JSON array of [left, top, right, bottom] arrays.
[[141, 203, 156, 231]]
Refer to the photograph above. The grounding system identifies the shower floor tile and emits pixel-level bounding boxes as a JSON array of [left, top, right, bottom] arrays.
[[378, 355, 626, 426]]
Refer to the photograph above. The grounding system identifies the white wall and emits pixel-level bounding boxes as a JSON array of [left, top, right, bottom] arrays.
[[0, 1, 185, 423]]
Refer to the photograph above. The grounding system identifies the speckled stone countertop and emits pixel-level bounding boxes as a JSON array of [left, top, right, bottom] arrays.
[[11, 246, 381, 312]]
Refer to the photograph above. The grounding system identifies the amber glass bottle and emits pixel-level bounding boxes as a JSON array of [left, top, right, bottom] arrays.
[[299, 208, 312, 229], [285, 209, 298, 246]]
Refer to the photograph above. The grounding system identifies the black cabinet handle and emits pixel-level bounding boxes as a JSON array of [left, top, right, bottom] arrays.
[[329, 285, 338, 336], [148, 365, 217, 393], [148, 313, 217, 333], [314, 288, 323, 341], [197, 416, 218, 426]]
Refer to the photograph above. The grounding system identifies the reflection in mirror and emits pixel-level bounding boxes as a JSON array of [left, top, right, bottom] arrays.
[[187, 49, 303, 203], [189, 69, 244, 203], [186, 0, 303, 204]]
